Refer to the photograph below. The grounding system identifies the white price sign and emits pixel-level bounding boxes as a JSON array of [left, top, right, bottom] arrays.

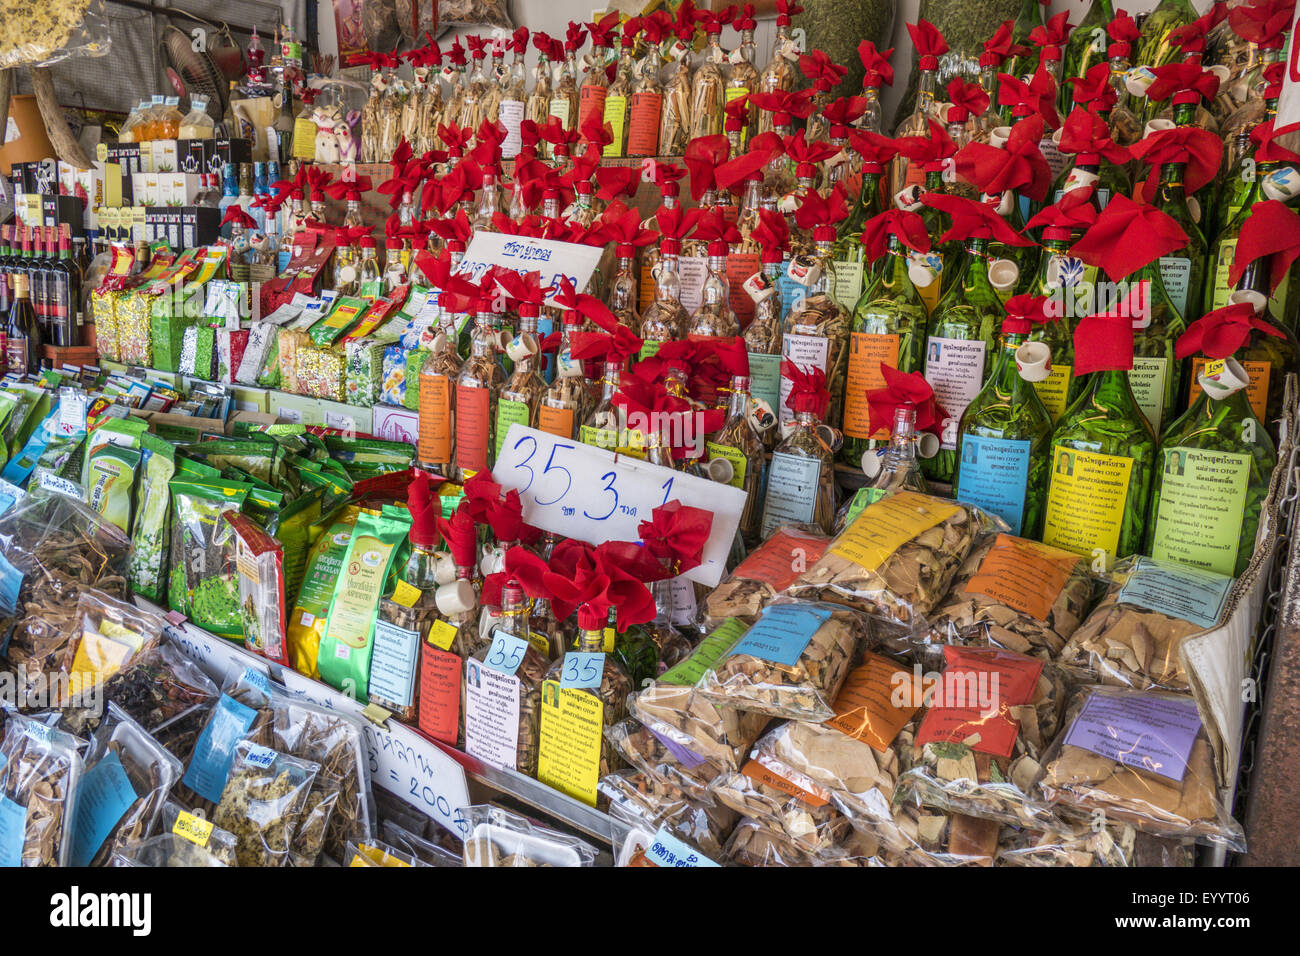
[[455, 232, 604, 306], [491, 424, 747, 587], [1278, 4, 1300, 129]]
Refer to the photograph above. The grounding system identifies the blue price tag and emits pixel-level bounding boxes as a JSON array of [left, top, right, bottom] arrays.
[[242, 666, 272, 697], [182, 693, 257, 803], [729, 604, 833, 667], [69, 751, 138, 867], [483, 631, 530, 676], [560, 652, 604, 689], [644, 827, 719, 867], [0, 796, 24, 868]]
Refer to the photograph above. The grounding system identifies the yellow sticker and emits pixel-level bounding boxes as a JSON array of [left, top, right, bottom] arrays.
[[1033, 363, 1073, 424], [427, 619, 459, 651], [537, 681, 604, 807], [173, 812, 213, 847], [348, 844, 413, 867], [392, 580, 421, 607], [527, 631, 551, 656], [70, 631, 132, 685], [97, 620, 144, 653], [603, 626, 616, 653], [830, 491, 962, 572], [1042, 446, 1135, 566], [1204, 358, 1227, 377]]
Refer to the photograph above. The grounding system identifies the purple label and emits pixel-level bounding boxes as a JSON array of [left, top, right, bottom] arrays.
[[1064, 692, 1202, 782], [645, 724, 708, 769]]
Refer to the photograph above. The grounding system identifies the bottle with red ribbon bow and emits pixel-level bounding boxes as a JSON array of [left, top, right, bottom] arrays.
[[1050, 105, 1131, 218], [954, 298, 1054, 536], [628, 13, 667, 157], [579, 15, 616, 136], [1134, 0, 1199, 110], [1215, 66, 1284, 242], [894, 19, 949, 192], [853, 369, 937, 510], [705, 346, 767, 544], [451, 277, 508, 479], [496, 281, 549, 466], [659, 9, 696, 157], [726, 6, 760, 146], [1063, 0, 1116, 101], [498, 32, 530, 159], [1097, 11, 1144, 147], [1006, 0, 1046, 79], [754, 0, 802, 139], [688, 8, 730, 140], [415, 304, 463, 475], [639, 203, 697, 354], [742, 209, 789, 421], [460, 35, 490, 130], [552, 23, 586, 137], [687, 209, 742, 339], [859, 40, 895, 136], [526, 34, 556, 139], [604, 20, 637, 158], [762, 360, 836, 535], [834, 129, 896, 277], [1146, 306, 1279, 575], [1218, 1, 1288, 150], [1041, 285, 1155, 565]]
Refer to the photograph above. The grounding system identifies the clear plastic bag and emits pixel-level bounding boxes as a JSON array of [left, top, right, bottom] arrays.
[[212, 739, 320, 867], [0, 0, 111, 68], [77, 703, 182, 866], [0, 713, 84, 866], [723, 816, 886, 867], [707, 763, 850, 858], [148, 801, 239, 866], [895, 646, 1067, 828], [289, 771, 342, 867], [598, 769, 737, 860], [381, 819, 463, 867], [605, 718, 724, 803], [1034, 685, 1246, 850], [923, 534, 1096, 660], [461, 805, 598, 867], [345, 839, 423, 867], [784, 491, 991, 635], [58, 588, 168, 706], [694, 600, 863, 722], [995, 820, 1194, 868], [1056, 557, 1232, 692], [438, 0, 511, 29], [703, 526, 830, 628]]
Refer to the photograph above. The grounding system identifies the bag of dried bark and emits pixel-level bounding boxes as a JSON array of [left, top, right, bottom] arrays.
[[461, 805, 598, 867], [695, 599, 863, 722], [784, 491, 993, 637], [0, 714, 84, 866], [923, 534, 1096, 660], [598, 768, 737, 859], [703, 525, 830, 628], [723, 816, 886, 867], [1033, 685, 1245, 850], [1057, 557, 1234, 692], [994, 820, 1196, 867], [212, 739, 320, 867], [894, 645, 1067, 828], [605, 719, 725, 803]]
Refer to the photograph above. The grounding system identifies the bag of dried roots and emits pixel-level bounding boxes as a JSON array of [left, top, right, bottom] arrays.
[[212, 739, 320, 866], [0, 714, 84, 866], [598, 768, 737, 859]]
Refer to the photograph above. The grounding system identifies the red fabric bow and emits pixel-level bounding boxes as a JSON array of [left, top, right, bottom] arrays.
[[599, 201, 659, 250], [982, 19, 1030, 66], [1229, 0, 1293, 47], [858, 41, 895, 87], [946, 79, 990, 123], [799, 48, 848, 92], [1073, 285, 1145, 375], [1029, 10, 1073, 57], [1145, 63, 1220, 104], [998, 68, 1061, 129], [823, 95, 869, 132], [438, 501, 479, 568], [570, 327, 646, 366], [220, 206, 257, 230], [1058, 107, 1130, 165], [1176, 303, 1286, 360], [654, 204, 702, 248], [1107, 10, 1141, 50], [551, 276, 622, 331], [692, 208, 743, 250], [894, 119, 956, 170], [848, 129, 900, 173], [1024, 186, 1098, 235], [1130, 125, 1223, 203], [781, 361, 830, 417], [1069, 193, 1188, 283], [715, 144, 774, 193], [594, 165, 641, 201], [860, 209, 931, 261], [751, 208, 790, 259], [866, 364, 948, 439], [955, 114, 1052, 201], [685, 134, 732, 199], [907, 19, 949, 71], [637, 500, 713, 574], [794, 185, 849, 233], [1002, 294, 1053, 334], [1228, 199, 1300, 292], [921, 192, 1034, 246], [1068, 63, 1117, 112], [1251, 120, 1300, 165], [322, 174, 374, 203]]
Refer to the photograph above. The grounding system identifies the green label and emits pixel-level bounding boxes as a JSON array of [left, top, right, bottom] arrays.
[[705, 441, 747, 489], [495, 399, 531, 460], [1128, 356, 1169, 434], [660, 617, 749, 686], [748, 352, 782, 417], [1152, 446, 1251, 576], [1034, 363, 1073, 424], [638, 339, 664, 361], [831, 259, 865, 311], [580, 425, 617, 450], [844, 486, 885, 527]]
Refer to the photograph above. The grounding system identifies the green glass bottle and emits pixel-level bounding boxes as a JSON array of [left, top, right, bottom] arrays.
[[831, 164, 884, 310], [1134, 0, 1198, 118], [1042, 368, 1156, 566], [1146, 359, 1276, 577], [922, 236, 1004, 483], [1007, 0, 1046, 80], [1127, 258, 1186, 437], [914, 168, 958, 315], [1150, 156, 1207, 324], [1027, 231, 1089, 422], [954, 327, 1053, 536], [984, 188, 1037, 297], [1062, 0, 1115, 112], [840, 234, 928, 468], [1050, 153, 1129, 214]]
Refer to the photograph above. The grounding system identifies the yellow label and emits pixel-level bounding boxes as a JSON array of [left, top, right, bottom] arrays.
[[391, 580, 421, 607], [1205, 359, 1227, 377], [348, 844, 413, 867], [1042, 447, 1134, 566], [1033, 363, 1073, 424], [831, 490, 961, 572], [528, 630, 551, 656], [705, 441, 748, 489], [70, 631, 132, 685], [603, 626, 615, 654], [603, 95, 627, 157], [98, 619, 144, 653], [362, 702, 393, 725], [293, 117, 318, 160], [173, 811, 213, 847], [427, 619, 459, 651], [537, 680, 604, 807]]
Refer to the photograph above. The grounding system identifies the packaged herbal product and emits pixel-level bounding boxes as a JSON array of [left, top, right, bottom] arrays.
[[286, 506, 361, 679], [94, 641, 219, 765], [167, 480, 251, 639], [126, 434, 176, 603], [112, 802, 239, 866], [86, 444, 141, 533], [1035, 685, 1245, 849], [597, 768, 737, 860], [461, 805, 599, 867], [317, 506, 412, 697], [1058, 557, 1233, 692], [212, 739, 320, 867], [605, 718, 724, 804], [703, 525, 830, 626], [59, 587, 167, 704], [345, 839, 422, 867], [0, 714, 84, 867], [381, 820, 464, 867], [225, 511, 288, 666]]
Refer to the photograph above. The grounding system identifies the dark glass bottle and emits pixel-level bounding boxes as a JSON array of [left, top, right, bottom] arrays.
[[0, 225, 13, 316], [50, 228, 81, 348], [6, 272, 44, 374]]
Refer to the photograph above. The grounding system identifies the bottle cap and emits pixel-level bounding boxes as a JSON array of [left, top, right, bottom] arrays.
[[435, 579, 476, 615], [916, 432, 941, 458], [1197, 356, 1250, 399], [1014, 340, 1053, 382], [1229, 288, 1268, 313], [433, 552, 458, 585], [705, 457, 734, 483]]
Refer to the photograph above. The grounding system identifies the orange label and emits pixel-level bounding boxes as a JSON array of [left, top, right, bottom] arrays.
[[627, 91, 662, 156], [827, 653, 921, 752], [730, 529, 828, 591], [638, 256, 656, 312], [578, 84, 608, 131], [418, 373, 452, 464], [740, 759, 829, 807], [963, 533, 1081, 622], [455, 382, 491, 472], [538, 403, 575, 439], [842, 332, 900, 439], [417, 645, 461, 745], [1189, 357, 1270, 422], [727, 252, 760, 322]]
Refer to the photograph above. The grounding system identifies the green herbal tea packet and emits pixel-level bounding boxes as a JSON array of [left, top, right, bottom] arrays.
[[127, 433, 176, 603], [287, 506, 361, 679], [87, 444, 142, 533], [273, 486, 327, 601], [168, 479, 252, 639], [317, 506, 412, 699], [82, 414, 148, 486], [179, 438, 281, 486]]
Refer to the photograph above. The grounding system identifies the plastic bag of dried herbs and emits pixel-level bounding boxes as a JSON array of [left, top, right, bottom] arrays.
[[145, 801, 239, 866], [723, 816, 886, 867], [598, 768, 738, 860], [694, 599, 863, 722], [57, 587, 169, 705], [167, 479, 251, 639], [380, 819, 464, 867], [345, 839, 425, 867], [994, 820, 1195, 868], [288, 771, 343, 867], [212, 739, 320, 867], [1057, 557, 1234, 692], [72, 703, 183, 867], [895, 645, 1067, 829], [0, 714, 84, 866], [1034, 685, 1245, 850], [923, 533, 1097, 661], [605, 719, 726, 804], [461, 805, 599, 867], [784, 490, 993, 636], [703, 525, 830, 628], [126, 434, 176, 604]]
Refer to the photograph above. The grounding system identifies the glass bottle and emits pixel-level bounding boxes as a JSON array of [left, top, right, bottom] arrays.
[[50, 227, 80, 348], [842, 234, 929, 468], [687, 241, 739, 339], [527, 44, 553, 136], [578, 36, 611, 137], [689, 23, 727, 140], [495, 333, 546, 463], [922, 236, 1005, 482], [604, 36, 634, 158], [707, 374, 768, 546], [417, 332, 462, 474], [780, 231, 851, 430], [762, 404, 836, 536], [538, 313, 589, 439], [743, 251, 785, 431], [1125, 260, 1186, 437], [862, 407, 930, 504], [455, 310, 507, 479], [1149, 144, 1207, 323], [755, 17, 797, 138], [832, 161, 885, 295], [1008, 0, 1046, 79], [551, 43, 581, 135], [1105, 46, 1144, 148], [581, 361, 640, 456], [726, 22, 760, 147], [1146, 359, 1276, 577], [627, 39, 664, 158], [639, 243, 689, 357], [608, 244, 640, 329], [954, 327, 1054, 536], [893, 51, 941, 192], [1134, 0, 1198, 83], [1042, 368, 1155, 565], [5, 272, 42, 375], [498, 48, 527, 160], [659, 35, 693, 157], [1063, 0, 1116, 110], [1028, 231, 1089, 422], [0, 227, 11, 318]]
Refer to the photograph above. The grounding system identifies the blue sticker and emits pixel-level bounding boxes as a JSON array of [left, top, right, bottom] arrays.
[[728, 604, 834, 667], [1118, 557, 1234, 630], [0, 796, 24, 868], [483, 631, 530, 676], [241, 666, 272, 697], [183, 693, 257, 803], [644, 827, 719, 867], [70, 751, 138, 867], [560, 652, 604, 689], [954, 435, 1032, 535], [0, 552, 23, 617]]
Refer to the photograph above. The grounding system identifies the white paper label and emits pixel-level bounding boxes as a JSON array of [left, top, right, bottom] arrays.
[[924, 336, 988, 451], [762, 452, 822, 535], [778, 333, 831, 425], [464, 660, 521, 771]]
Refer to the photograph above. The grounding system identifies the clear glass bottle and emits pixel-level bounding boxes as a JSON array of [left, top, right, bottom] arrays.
[[495, 331, 546, 463], [892, 55, 940, 192], [580, 361, 638, 455], [726, 20, 760, 146], [761, 403, 836, 536], [689, 22, 727, 140], [755, 16, 798, 138], [538, 313, 589, 439], [608, 244, 640, 329], [779, 231, 851, 430], [687, 240, 740, 339], [455, 309, 507, 479], [526, 42, 554, 133], [417, 332, 462, 474], [551, 42, 581, 134], [627, 37, 664, 157], [659, 32, 693, 156], [706, 374, 767, 546], [639, 242, 689, 357], [604, 34, 635, 158], [862, 407, 930, 503]]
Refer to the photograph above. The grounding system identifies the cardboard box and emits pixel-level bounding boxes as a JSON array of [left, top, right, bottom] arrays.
[[180, 206, 220, 249], [230, 385, 270, 414], [151, 140, 180, 174], [212, 138, 252, 176], [226, 409, 279, 433], [128, 409, 226, 440], [268, 390, 324, 426], [372, 404, 418, 447], [319, 398, 372, 436]]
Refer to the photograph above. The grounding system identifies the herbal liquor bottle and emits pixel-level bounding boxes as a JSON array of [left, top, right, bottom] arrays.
[[578, 36, 611, 135], [581, 361, 637, 455], [689, 19, 727, 140], [1008, 0, 1046, 79], [1149, 143, 1207, 323], [1063, 0, 1115, 100], [539, 314, 589, 439], [499, 44, 528, 159], [1127, 259, 1186, 437], [539, 604, 633, 803], [706, 373, 768, 546], [754, 12, 797, 138], [609, 244, 640, 330], [417, 332, 462, 475], [922, 236, 1004, 482], [744, 248, 785, 426], [1026, 232, 1088, 421], [658, 33, 693, 157], [831, 159, 885, 301], [1146, 359, 1275, 576], [779, 231, 851, 430], [954, 326, 1053, 536], [495, 334, 546, 463], [627, 35, 664, 157], [551, 42, 581, 134], [860, 406, 930, 505], [639, 242, 689, 357], [1042, 369, 1155, 565], [1206, 158, 1299, 321], [604, 33, 635, 158], [527, 42, 555, 132], [893, 46, 941, 192], [687, 240, 740, 340], [841, 234, 928, 469], [761, 404, 836, 536], [455, 310, 507, 479], [726, 16, 759, 147]]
